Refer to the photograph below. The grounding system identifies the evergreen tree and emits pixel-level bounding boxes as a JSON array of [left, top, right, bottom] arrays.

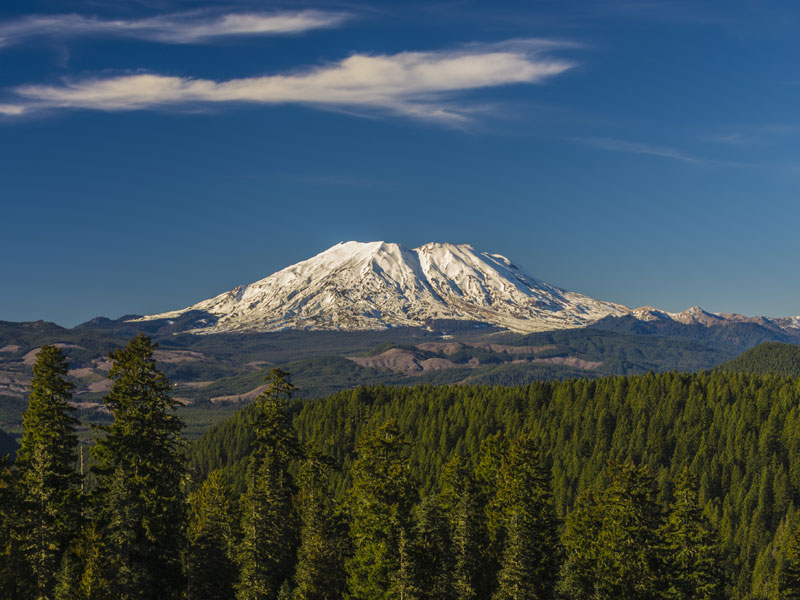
[[494, 512, 543, 600], [439, 457, 484, 600], [187, 469, 240, 600], [660, 468, 725, 600], [345, 419, 419, 600], [594, 461, 663, 600], [293, 453, 346, 600], [0, 455, 26, 599], [561, 461, 663, 600], [16, 345, 80, 600], [73, 523, 109, 600], [411, 495, 452, 600], [780, 526, 800, 600], [557, 489, 602, 600], [492, 435, 560, 600], [90, 334, 185, 600], [237, 368, 300, 600]]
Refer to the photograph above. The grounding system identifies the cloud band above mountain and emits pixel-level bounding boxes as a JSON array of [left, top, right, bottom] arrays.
[[0, 41, 575, 121], [0, 10, 349, 47]]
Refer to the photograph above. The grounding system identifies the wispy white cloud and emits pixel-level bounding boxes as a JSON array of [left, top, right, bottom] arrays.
[[0, 10, 348, 47], [701, 124, 800, 148], [0, 41, 575, 122], [569, 136, 702, 163], [703, 133, 751, 146], [0, 104, 25, 116]]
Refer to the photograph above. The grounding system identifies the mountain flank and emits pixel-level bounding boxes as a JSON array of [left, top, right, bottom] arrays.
[[121, 241, 800, 337], [718, 342, 800, 377]]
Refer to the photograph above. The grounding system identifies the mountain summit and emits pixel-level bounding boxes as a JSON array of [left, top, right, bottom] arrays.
[[135, 241, 631, 333]]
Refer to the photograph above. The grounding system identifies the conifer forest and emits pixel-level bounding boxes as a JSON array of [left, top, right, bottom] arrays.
[[4, 334, 800, 600]]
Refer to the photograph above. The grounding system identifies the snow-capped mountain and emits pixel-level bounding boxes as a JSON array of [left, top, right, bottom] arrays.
[[133, 241, 800, 336], [134, 241, 631, 333]]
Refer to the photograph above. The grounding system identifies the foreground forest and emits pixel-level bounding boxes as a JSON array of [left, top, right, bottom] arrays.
[[3, 335, 800, 599]]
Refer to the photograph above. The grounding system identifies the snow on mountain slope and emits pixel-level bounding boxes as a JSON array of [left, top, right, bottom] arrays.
[[775, 316, 800, 332], [135, 241, 631, 333], [133, 240, 800, 335]]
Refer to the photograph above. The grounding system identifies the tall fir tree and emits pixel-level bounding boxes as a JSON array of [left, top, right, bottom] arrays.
[[494, 512, 543, 600], [439, 457, 485, 600], [16, 345, 80, 600], [411, 495, 452, 600], [293, 453, 346, 600], [780, 525, 800, 600], [557, 488, 602, 600], [492, 435, 560, 600], [345, 419, 419, 600], [90, 334, 186, 600], [0, 455, 26, 599], [560, 461, 663, 600], [237, 368, 300, 600], [187, 469, 240, 600], [659, 468, 725, 600]]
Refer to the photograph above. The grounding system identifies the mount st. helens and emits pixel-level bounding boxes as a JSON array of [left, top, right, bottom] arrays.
[[134, 241, 800, 335], [135, 241, 628, 333]]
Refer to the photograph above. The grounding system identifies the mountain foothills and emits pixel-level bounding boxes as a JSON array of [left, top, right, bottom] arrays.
[[1, 241, 800, 435]]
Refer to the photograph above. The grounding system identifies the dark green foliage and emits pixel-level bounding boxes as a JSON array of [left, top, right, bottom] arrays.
[[411, 496, 452, 600], [16, 345, 80, 600], [660, 468, 725, 600], [0, 455, 26, 599], [187, 469, 240, 600], [719, 342, 800, 377], [8, 338, 800, 599], [493, 512, 546, 600], [3, 316, 785, 438], [560, 461, 663, 600], [293, 454, 346, 600], [781, 525, 800, 600], [90, 334, 186, 600], [491, 436, 560, 600], [190, 371, 800, 597], [345, 420, 419, 600], [439, 457, 485, 600], [237, 369, 300, 600]]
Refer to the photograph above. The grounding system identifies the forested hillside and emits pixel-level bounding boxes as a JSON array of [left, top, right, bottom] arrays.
[[2, 316, 794, 439], [7, 334, 800, 599], [191, 372, 800, 598], [719, 342, 800, 378]]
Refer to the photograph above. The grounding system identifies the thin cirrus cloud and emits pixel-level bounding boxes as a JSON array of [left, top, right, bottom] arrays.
[[569, 136, 702, 164], [0, 10, 349, 47], [0, 41, 575, 122]]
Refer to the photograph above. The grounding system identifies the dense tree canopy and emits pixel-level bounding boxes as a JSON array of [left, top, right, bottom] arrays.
[[90, 334, 186, 600], [192, 370, 800, 598], [5, 348, 800, 599]]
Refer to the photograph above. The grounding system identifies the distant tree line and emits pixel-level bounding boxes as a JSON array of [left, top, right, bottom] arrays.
[[3, 337, 800, 598], [717, 342, 800, 378]]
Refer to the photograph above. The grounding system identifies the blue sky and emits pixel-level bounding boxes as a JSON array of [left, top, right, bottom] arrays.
[[1, 0, 799, 326]]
